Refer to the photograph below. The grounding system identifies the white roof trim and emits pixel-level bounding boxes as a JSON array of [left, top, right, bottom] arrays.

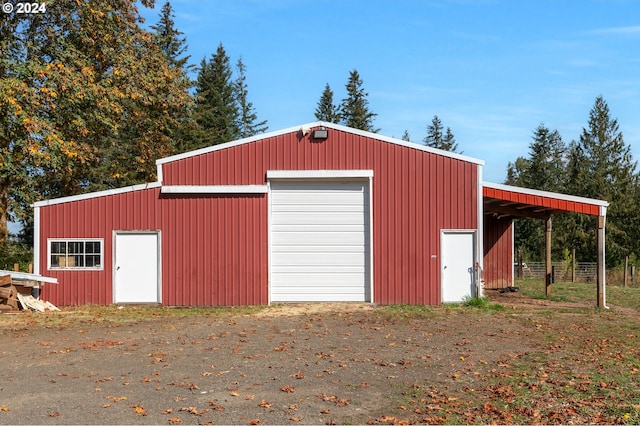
[[33, 182, 162, 207], [161, 185, 268, 194], [483, 181, 610, 208], [0, 270, 58, 284], [267, 170, 374, 179], [156, 121, 485, 166]]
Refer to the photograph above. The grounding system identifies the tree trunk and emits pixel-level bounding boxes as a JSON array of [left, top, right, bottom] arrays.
[[0, 177, 9, 248]]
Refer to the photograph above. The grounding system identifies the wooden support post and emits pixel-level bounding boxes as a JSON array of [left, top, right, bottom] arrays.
[[517, 249, 523, 279], [572, 248, 576, 283], [13, 263, 19, 272], [597, 215, 606, 308], [545, 217, 552, 296], [624, 256, 629, 288]]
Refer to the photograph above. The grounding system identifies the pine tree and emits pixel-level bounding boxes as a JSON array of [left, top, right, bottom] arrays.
[[150, 1, 191, 70], [314, 83, 341, 123], [193, 44, 239, 147], [507, 125, 568, 262], [569, 96, 638, 265], [149, 1, 197, 157], [235, 57, 267, 138], [340, 70, 378, 132], [401, 130, 411, 142], [424, 115, 460, 152], [523, 125, 566, 191]]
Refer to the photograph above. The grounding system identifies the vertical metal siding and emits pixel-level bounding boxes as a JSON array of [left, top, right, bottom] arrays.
[[483, 215, 513, 288], [40, 188, 268, 307], [40, 128, 478, 306]]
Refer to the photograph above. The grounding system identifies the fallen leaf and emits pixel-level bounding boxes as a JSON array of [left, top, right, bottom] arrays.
[[179, 406, 202, 415], [281, 385, 295, 393], [162, 408, 174, 414], [48, 412, 60, 417], [0, 406, 9, 412], [230, 391, 240, 397], [249, 419, 260, 425], [290, 416, 301, 422], [106, 396, 127, 403], [132, 404, 147, 416], [259, 400, 272, 408], [168, 417, 182, 424]]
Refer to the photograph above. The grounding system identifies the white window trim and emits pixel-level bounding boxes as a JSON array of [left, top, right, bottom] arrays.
[[48, 238, 105, 271]]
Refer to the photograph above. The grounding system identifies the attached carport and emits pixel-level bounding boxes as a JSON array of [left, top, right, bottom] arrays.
[[482, 182, 610, 308]]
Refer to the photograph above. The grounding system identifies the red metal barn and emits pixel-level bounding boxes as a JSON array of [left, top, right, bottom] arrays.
[[32, 122, 608, 307]]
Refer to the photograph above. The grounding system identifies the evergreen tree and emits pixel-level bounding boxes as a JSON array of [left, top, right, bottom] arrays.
[[314, 83, 341, 123], [507, 125, 567, 262], [193, 44, 239, 147], [522, 125, 566, 191], [235, 57, 268, 138], [150, 1, 191, 70], [569, 96, 638, 266], [401, 130, 411, 142], [340, 70, 378, 132], [424, 115, 460, 152], [149, 1, 200, 155]]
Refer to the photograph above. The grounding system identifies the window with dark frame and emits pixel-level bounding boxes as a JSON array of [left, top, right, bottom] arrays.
[[49, 240, 103, 269]]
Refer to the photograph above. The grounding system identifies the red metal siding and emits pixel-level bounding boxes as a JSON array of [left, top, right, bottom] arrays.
[[39, 188, 268, 306], [483, 215, 513, 289], [39, 127, 479, 306], [160, 128, 478, 305]]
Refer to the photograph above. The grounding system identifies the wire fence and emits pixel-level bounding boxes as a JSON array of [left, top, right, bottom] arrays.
[[516, 261, 596, 282], [516, 261, 640, 287]]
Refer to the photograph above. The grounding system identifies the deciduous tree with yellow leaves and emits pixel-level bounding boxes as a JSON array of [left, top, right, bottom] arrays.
[[0, 0, 193, 246]]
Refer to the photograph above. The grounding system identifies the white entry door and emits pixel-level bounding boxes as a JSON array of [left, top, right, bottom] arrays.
[[441, 230, 476, 303], [114, 232, 160, 303]]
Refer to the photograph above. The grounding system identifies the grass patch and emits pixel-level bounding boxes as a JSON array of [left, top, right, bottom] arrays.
[[463, 296, 505, 311], [515, 279, 640, 310]]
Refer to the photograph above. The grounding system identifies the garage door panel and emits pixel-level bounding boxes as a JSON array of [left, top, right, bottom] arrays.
[[274, 193, 364, 205], [270, 180, 370, 303], [272, 232, 365, 245], [272, 212, 365, 225], [271, 292, 366, 302], [272, 273, 365, 285], [272, 252, 364, 265], [271, 224, 365, 233], [272, 265, 364, 274]]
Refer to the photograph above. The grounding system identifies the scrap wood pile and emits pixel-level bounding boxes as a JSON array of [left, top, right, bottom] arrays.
[[0, 274, 59, 313]]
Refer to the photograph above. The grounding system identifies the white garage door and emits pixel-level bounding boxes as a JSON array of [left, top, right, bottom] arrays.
[[270, 180, 370, 302]]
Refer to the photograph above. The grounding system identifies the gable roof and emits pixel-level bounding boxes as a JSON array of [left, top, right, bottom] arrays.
[[33, 123, 484, 207], [155, 121, 485, 168]]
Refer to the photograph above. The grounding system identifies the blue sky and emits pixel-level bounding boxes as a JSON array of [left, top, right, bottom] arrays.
[[143, 0, 640, 184]]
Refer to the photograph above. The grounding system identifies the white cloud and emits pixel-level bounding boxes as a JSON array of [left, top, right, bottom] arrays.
[[590, 25, 640, 35]]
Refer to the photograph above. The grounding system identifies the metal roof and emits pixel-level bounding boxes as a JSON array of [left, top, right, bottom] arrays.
[[483, 181, 609, 219]]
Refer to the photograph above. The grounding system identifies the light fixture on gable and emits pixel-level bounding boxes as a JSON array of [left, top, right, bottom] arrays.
[[312, 127, 328, 140]]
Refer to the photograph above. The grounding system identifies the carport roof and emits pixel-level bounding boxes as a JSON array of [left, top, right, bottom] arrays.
[[483, 182, 609, 220]]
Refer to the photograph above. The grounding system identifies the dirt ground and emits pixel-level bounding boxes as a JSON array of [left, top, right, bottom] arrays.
[[0, 292, 635, 425]]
